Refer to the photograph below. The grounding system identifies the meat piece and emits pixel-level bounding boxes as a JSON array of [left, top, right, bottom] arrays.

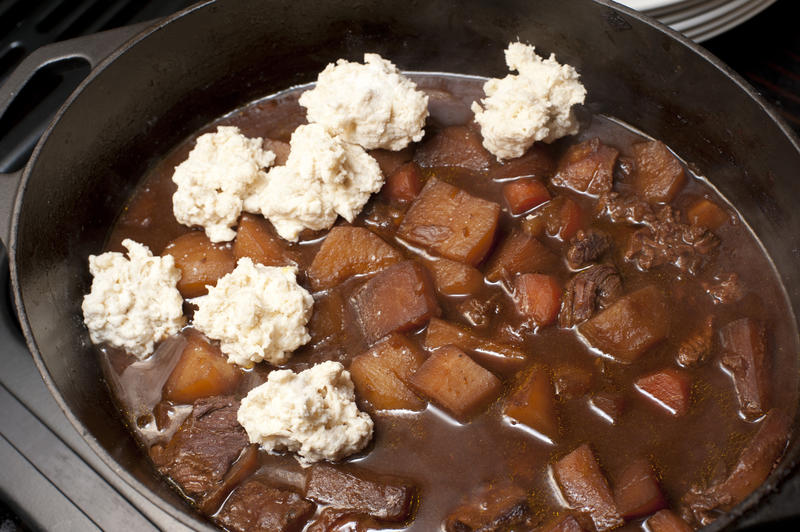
[[613, 459, 667, 519], [488, 143, 555, 181], [414, 125, 493, 172], [457, 297, 498, 329], [424, 257, 484, 296], [384, 161, 423, 203], [566, 229, 611, 269], [514, 273, 562, 328], [351, 260, 440, 344], [552, 444, 623, 531], [719, 318, 769, 419], [163, 231, 236, 298], [579, 285, 670, 363], [682, 409, 790, 526], [349, 333, 426, 411], [647, 510, 693, 532], [503, 179, 551, 215], [410, 345, 502, 421], [589, 392, 625, 424], [551, 138, 618, 195], [703, 272, 744, 305], [398, 178, 501, 266], [163, 331, 242, 404], [504, 365, 559, 443], [559, 265, 622, 328], [553, 364, 594, 401], [308, 226, 402, 291], [305, 508, 382, 532], [200, 444, 261, 514], [305, 463, 416, 522], [632, 140, 686, 204], [445, 482, 532, 532], [150, 396, 248, 501], [485, 231, 558, 283], [635, 368, 692, 417], [424, 318, 527, 375], [687, 198, 729, 230], [676, 315, 714, 367], [538, 514, 585, 532], [234, 213, 297, 267], [214, 478, 315, 532]]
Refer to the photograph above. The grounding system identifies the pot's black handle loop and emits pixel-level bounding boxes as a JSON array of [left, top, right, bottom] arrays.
[[0, 22, 153, 250]]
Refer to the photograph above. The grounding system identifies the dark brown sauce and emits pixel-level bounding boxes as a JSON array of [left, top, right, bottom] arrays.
[[100, 73, 797, 531]]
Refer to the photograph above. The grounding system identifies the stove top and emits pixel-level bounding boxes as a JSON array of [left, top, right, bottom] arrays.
[[1, 1, 799, 530]]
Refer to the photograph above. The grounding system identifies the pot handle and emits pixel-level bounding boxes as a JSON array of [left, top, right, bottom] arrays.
[[0, 21, 153, 249]]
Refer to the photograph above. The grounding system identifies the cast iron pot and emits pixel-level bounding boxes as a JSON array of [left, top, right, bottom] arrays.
[[1, 0, 798, 529]]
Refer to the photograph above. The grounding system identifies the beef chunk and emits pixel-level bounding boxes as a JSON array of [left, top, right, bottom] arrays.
[[551, 138, 618, 195], [305, 463, 416, 522], [559, 264, 622, 328], [457, 296, 499, 329], [150, 396, 248, 501], [676, 316, 714, 367], [305, 508, 382, 532], [445, 482, 532, 532], [414, 125, 493, 172], [201, 444, 261, 514], [613, 459, 667, 519], [632, 140, 686, 204], [682, 409, 790, 526], [703, 272, 744, 305], [552, 444, 623, 532], [719, 318, 769, 419], [398, 178, 501, 266], [214, 478, 315, 532], [566, 229, 611, 269]]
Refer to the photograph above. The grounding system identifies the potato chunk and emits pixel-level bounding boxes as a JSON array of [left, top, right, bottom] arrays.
[[613, 459, 666, 519], [413, 125, 493, 172], [552, 444, 623, 532], [635, 368, 691, 416], [551, 138, 618, 195], [424, 257, 484, 296], [163, 332, 242, 404], [485, 231, 557, 283], [410, 345, 502, 422], [384, 161, 423, 203], [579, 285, 669, 363], [646, 510, 692, 532], [350, 333, 426, 411], [687, 198, 728, 230], [351, 261, 440, 344], [424, 318, 527, 374], [503, 365, 559, 443], [632, 140, 686, 203], [398, 178, 501, 266], [308, 226, 402, 291], [233, 213, 297, 267], [163, 231, 236, 298]]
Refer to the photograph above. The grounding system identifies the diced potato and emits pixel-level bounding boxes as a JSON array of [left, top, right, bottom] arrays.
[[485, 231, 557, 283], [552, 444, 623, 532], [488, 144, 555, 181], [613, 459, 666, 519], [413, 125, 493, 171], [504, 365, 559, 443], [233, 213, 297, 267], [514, 273, 562, 328], [579, 285, 670, 363], [163, 332, 241, 404], [553, 364, 594, 400], [350, 333, 426, 411], [305, 463, 416, 522], [646, 510, 693, 532], [398, 178, 501, 266], [163, 231, 236, 298], [635, 368, 691, 417], [384, 162, 423, 203], [687, 198, 729, 230], [424, 257, 484, 296], [424, 318, 527, 374], [539, 514, 585, 532], [308, 226, 402, 291], [632, 140, 686, 204], [308, 288, 346, 345], [589, 392, 625, 424], [719, 317, 768, 419], [551, 138, 618, 195], [410, 345, 502, 422], [503, 179, 551, 215], [351, 261, 440, 344], [445, 482, 532, 532]]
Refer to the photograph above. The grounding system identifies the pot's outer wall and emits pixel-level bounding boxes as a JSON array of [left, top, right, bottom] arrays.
[[9, 0, 800, 528]]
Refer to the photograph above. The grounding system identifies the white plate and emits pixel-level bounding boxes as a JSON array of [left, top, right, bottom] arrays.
[[686, 0, 776, 41], [615, 0, 688, 11]]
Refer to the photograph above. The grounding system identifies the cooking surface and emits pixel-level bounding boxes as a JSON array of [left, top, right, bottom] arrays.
[[1, 1, 799, 530]]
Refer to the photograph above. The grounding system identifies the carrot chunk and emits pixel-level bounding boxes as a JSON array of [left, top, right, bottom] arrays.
[[579, 285, 670, 363], [410, 345, 502, 422], [424, 317, 527, 375], [613, 459, 667, 519], [163, 231, 236, 298], [350, 333, 426, 411], [398, 178, 501, 266], [503, 179, 551, 215], [485, 231, 558, 283], [351, 261, 440, 344], [551, 137, 618, 195], [514, 273, 562, 328], [424, 257, 484, 296], [552, 444, 623, 532], [503, 365, 559, 443], [233, 213, 297, 267], [635, 368, 691, 416], [163, 332, 241, 404], [687, 198, 729, 230], [308, 226, 402, 291], [545, 196, 583, 241], [632, 140, 686, 203], [646, 510, 693, 532], [589, 392, 625, 424], [384, 161, 423, 203], [719, 317, 769, 419]]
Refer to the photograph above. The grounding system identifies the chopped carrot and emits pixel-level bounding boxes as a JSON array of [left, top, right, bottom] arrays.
[[384, 162, 423, 203], [635, 368, 691, 416], [514, 273, 562, 327], [545, 196, 583, 241], [613, 458, 667, 519], [502, 179, 551, 215]]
